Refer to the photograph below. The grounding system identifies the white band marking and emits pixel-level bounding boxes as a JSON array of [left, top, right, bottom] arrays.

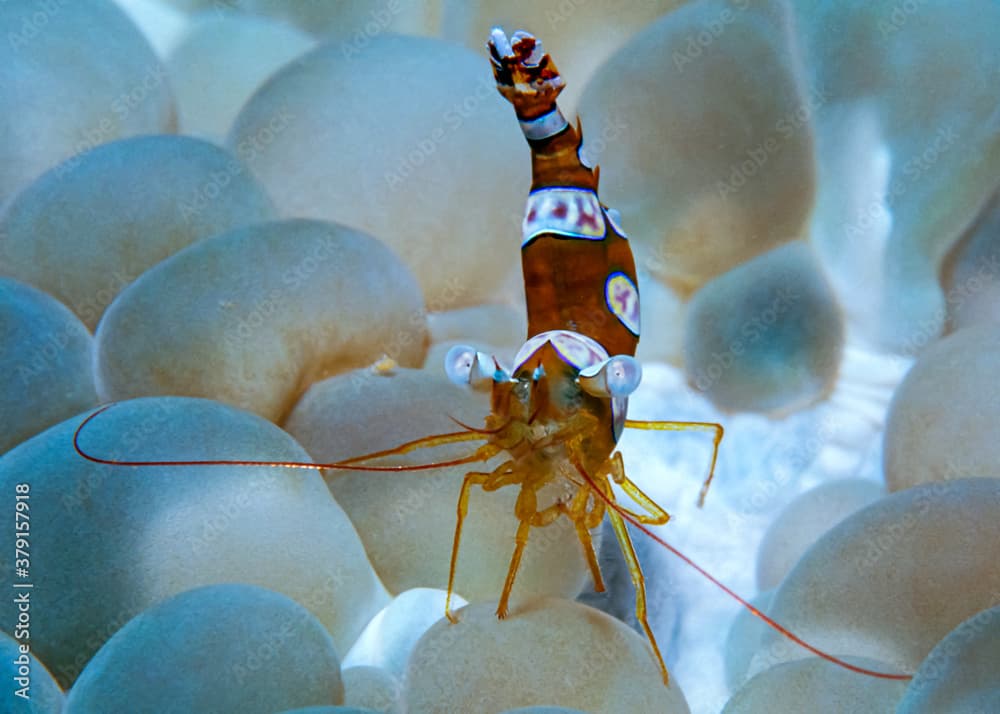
[[519, 107, 569, 141], [522, 187, 606, 245]]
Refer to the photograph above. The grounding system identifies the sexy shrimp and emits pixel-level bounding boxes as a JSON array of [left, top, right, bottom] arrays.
[[430, 28, 728, 683]]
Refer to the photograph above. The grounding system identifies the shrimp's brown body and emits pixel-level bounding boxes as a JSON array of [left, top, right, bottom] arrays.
[[440, 29, 723, 685]]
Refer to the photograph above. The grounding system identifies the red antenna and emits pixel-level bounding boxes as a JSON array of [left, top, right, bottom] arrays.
[[72, 403, 495, 473], [571, 461, 913, 682]]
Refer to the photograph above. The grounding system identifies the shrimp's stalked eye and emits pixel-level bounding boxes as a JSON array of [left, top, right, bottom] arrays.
[[444, 344, 510, 391], [578, 355, 642, 398]]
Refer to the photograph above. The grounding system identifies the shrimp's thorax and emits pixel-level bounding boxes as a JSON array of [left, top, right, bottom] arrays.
[[484, 367, 615, 481], [479, 405, 605, 513], [489, 409, 590, 459]]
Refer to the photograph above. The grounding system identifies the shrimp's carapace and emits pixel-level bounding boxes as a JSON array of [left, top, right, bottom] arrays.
[[489, 27, 640, 361]]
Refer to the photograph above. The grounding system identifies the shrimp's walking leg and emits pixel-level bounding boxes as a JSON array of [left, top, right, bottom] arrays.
[[506, 491, 605, 595], [448, 461, 524, 622], [625, 419, 724, 506], [497, 518, 532, 619], [446, 470, 492, 622], [561, 487, 606, 592], [496, 484, 539, 619], [608, 507, 670, 684], [608, 452, 671, 525]]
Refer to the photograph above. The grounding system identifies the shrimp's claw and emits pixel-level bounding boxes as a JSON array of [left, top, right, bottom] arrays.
[[487, 27, 565, 118]]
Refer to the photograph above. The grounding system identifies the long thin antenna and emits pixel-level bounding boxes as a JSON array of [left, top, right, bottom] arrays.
[[573, 463, 913, 682], [72, 404, 494, 473]]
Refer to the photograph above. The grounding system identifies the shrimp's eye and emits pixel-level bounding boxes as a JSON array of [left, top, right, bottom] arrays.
[[445, 345, 508, 391], [444, 344, 476, 385], [578, 355, 642, 398]]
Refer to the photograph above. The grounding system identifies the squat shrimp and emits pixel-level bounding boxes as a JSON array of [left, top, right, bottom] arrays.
[[73, 27, 913, 688]]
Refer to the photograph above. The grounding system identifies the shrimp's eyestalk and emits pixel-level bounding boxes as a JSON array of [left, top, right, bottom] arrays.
[[578, 355, 642, 398], [444, 344, 510, 391]]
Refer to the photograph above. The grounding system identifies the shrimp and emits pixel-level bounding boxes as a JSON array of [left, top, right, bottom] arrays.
[[425, 28, 728, 684], [72, 27, 912, 688]]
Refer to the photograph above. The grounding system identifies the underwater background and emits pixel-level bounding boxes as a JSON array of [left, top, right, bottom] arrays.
[[1, 0, 999, 712]]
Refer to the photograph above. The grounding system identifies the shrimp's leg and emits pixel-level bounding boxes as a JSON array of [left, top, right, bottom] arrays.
[[608, 452, 670, 525], [447, 461, 524, 622], [497, 518, 531, 619], [496, 483, 539, 619], [625, 419, 723, 506], [560, 488, 606, 592], [512, 491, 605, 595], [608, 506, 670, 685], [446, 470, 493, 623]]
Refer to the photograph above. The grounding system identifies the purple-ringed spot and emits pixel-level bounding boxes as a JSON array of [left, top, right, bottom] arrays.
[[513, 330, 609, 373], [605, 272, 640, 336]]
